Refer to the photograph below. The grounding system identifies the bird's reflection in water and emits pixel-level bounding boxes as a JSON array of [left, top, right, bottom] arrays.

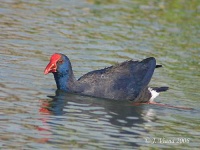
[[38, 90, 158, 147], [42, 90, 158, 124]]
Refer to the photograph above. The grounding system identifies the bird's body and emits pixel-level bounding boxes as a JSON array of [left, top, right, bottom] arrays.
[[44, 53, 168, 102]]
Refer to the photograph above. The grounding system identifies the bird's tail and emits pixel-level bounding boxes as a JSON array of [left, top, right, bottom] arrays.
[[151, 87, 169, 92], [148, 87, 169, 102], [151, 86, 169, 93], [156, 65, 162, 68]]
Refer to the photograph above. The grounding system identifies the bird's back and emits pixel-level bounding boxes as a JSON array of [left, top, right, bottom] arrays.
[[75, 57, 156, 101]]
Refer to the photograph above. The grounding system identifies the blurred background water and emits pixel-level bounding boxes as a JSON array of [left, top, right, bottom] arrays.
[[0, 0, 200, 149]]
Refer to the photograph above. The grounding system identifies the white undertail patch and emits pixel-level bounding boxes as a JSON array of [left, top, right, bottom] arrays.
[[148, 87, 159, 102]]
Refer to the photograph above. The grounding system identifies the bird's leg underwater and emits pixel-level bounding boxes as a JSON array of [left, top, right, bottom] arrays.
[[131, 101, 193, 110]]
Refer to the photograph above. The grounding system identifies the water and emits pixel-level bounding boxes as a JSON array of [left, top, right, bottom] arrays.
[[1, 0, 200, 149]]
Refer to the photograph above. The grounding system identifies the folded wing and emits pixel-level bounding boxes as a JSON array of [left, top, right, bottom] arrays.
[[76, 57, 156, 101]]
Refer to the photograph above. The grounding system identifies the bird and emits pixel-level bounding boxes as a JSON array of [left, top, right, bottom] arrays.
[[44, 53, 168, 103]]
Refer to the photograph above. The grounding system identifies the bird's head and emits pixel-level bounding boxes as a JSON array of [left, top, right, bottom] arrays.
[[44, 53, 71, 76], [44, 53, 75, 91]]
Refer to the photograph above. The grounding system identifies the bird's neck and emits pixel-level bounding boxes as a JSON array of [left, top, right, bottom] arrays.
[[53, 71, 76, 92]]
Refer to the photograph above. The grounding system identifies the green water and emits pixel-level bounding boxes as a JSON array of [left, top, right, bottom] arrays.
[[0, 0, 200, 149]]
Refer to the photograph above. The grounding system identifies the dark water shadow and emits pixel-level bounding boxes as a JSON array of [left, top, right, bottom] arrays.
[[38, 90, 160, 147], [42, 90, 156, 126]]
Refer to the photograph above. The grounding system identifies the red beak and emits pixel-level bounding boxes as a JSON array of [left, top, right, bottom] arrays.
[[44, 62, 57, 75], [44, 53, 61, 75]]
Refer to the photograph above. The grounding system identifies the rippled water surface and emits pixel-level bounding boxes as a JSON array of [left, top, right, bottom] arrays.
[[1, 0, 200, 149]]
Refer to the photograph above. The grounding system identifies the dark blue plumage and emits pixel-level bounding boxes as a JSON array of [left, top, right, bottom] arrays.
[[52, 55, 74, 91], [44, 53, 168, 102]]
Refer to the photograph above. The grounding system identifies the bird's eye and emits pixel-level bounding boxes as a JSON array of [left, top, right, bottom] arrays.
[[57, 59, 63, 64]]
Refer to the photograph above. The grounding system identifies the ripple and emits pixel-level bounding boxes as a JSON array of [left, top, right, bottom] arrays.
[[1, 0, 200, 149]]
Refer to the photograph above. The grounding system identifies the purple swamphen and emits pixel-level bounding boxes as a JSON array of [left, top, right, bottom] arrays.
[[44, 53, 168, 103]]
